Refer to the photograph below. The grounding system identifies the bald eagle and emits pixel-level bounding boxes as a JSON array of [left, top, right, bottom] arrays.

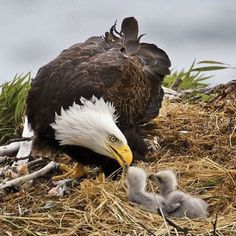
[[26, 17, 171, 177]]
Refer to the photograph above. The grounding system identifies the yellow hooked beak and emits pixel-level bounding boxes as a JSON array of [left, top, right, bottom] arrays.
[[107, 144, 133, 167]]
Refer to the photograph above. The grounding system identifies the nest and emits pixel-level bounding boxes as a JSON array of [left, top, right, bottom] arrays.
[[0, 96, 235, 235]]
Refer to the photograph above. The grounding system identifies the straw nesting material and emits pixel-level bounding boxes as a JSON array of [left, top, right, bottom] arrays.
[[0, 97, 235, 235]]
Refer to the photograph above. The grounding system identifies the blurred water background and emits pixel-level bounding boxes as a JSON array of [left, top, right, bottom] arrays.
[[0, 0, 235, 86]]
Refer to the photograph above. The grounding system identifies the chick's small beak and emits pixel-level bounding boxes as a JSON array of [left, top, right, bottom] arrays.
[[107, 144, 133, 167], [148, 174, 155, 181], [148, 174, 161, 183]]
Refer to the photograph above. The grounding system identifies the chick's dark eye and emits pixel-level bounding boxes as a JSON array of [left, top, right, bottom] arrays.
[[110, 135, 117, 142]]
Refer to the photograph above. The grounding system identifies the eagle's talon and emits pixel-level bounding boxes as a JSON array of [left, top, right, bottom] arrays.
[[52, 163, 86, 181], [97, 172, 106, 183]]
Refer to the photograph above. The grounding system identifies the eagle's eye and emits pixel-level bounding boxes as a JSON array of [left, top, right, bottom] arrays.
[[109, 135, 117, 142]]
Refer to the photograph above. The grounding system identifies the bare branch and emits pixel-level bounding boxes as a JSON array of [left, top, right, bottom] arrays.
[[4, 137, 33, 145], [0, 142, 21, 156], [211, 214, 219, 236], [157, 208, 190, 235], [0, 161, 58, 190]]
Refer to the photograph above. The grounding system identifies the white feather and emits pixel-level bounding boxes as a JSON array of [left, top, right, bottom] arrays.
[[50, 96, 126, 157]]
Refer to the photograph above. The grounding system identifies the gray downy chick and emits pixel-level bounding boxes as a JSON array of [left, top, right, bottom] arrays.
[[149, 170, 177, 197], [126, 166, 165, 212], [164, 190, 208, 218], [149, 170, 208, 218]]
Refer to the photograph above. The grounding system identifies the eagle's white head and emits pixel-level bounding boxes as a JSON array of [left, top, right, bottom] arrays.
[[51, 96, 133, 167]]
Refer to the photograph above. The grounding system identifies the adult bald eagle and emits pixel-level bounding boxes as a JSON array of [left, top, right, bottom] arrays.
[[26, 17, 171, 177]]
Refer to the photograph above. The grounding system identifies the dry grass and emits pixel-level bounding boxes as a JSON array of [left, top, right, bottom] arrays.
[[0, 95, 235, 235]]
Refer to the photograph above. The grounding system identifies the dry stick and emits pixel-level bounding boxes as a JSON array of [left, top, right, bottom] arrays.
[[122, 205, 157, 236], [0, 142, 21, 156], [4, 137, 33, 145], [0, 217, 38, 236], [157, 208, 190, 236], [136, 206, 190, 236], [211, 214, 218, 236], [0, 156, 7, 163], [135, 221, 156, 236], [164, 216, 190, 236], [229, 124, 236, 147], [16, 155, 32, 161], [0, 161, 58, 189], [149, 183, 171, 236], [27, 158, 44, 168], [0, 155, 31, 165]]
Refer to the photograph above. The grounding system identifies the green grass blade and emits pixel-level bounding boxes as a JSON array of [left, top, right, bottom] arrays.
[[192, 66, 229, 72]]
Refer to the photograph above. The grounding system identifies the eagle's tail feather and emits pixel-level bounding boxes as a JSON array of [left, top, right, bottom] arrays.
[[121, 17, 139, 42]]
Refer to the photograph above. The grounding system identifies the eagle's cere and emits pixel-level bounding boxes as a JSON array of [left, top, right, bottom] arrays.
[[26, 16, 171, 176]]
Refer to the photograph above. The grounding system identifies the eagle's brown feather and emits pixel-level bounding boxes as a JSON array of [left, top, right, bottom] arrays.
[[26, 17, 171, 174]]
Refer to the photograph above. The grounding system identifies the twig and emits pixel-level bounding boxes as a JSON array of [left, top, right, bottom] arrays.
[[0, 217, 38, 236], [4, 137, 33, 145], [0, 142, 21, 156], [136, 221, 156, 236], [229, 125, 236, 147], [0, 155, 31, 165], [123, 205, 157, 236], [27, 158, 45, 168], [0, 161, 58, 189], [211, 214, 218, 236], [164, 216, 189, 235], [16, 155, 32, 161], [158, 207, 171, 236], [0, 156, 8, 163], [157, 208, 190, 235]]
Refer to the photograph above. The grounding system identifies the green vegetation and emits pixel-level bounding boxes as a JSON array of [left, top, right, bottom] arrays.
[[0, 73, 31, 144], [163, 60, 234, 101]]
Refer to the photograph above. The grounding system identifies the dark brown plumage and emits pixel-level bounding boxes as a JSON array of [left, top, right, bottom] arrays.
[[26, 17, 171, 175]]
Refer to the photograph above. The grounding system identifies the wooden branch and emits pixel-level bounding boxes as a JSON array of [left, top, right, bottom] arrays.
[[164, 216, 189, 235], [136, 221, 156, 236], [4, 137, 33, 145], [0, 156, 8, 163], [157, 208, 190, 235], [0, 142, 21, 156], [0, 156, 32, 169], [162, 86, 180, 99], [0, 161, 58, 190], [27, 158, 44, 168], [211, 214, 218, 236]]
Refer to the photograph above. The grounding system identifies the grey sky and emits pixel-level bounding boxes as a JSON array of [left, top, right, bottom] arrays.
[[0, 0, 235, 86]]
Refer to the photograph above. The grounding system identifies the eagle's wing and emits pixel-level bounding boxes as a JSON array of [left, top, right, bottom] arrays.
[[26, 17, 171, 139], [103, 17, 171, 125]]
